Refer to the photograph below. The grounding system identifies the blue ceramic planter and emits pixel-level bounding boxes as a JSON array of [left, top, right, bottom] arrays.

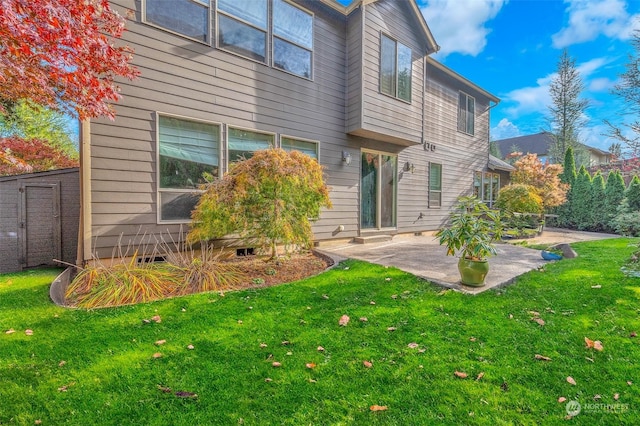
[[541, 250, 563, 261]]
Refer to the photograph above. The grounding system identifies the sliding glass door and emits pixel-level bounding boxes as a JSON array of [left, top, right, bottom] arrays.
[[360, 150, 397, 230]]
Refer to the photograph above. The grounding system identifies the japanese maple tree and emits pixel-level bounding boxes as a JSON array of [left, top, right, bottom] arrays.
[[0, 0, 139, 120], [0, 136, 79, 176], [511, 153, 568, 210]]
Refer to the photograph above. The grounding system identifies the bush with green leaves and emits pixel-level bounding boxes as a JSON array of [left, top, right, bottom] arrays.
[[189, 148, 332, 259], [612, 211, 640, 236], [496, 183, 543, 214], [625, 175, 640, 211]]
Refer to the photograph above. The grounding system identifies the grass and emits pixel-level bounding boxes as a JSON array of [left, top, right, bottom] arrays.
[[1, 238, 639, 425]]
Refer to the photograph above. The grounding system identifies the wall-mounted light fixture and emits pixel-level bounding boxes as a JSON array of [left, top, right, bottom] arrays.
[[342, 151, 352, 166], [403, 161, 415, 173]]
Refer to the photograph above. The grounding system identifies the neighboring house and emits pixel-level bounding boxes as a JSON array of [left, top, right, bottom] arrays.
[[495, 132, 611, 166], [78, 0, 500, 262]]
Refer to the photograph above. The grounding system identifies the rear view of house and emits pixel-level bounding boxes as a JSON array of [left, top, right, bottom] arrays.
[[79, 0, 499, 262]]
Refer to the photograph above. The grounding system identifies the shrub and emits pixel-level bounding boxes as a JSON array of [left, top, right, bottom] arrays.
[[496, 184, 543, 214], [571, 166, 593, 230], [189, 148, 332, 260], [625, 175, 640, 211], [590, 172, 607, 231], [605, 170, 625, 229], [612, 211, 640, 236]]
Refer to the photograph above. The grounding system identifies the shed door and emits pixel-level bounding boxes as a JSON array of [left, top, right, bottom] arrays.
[[19, 183, 61, 268]]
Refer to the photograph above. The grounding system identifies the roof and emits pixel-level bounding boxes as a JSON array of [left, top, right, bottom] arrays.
[[320, 0, 438, 53], [494, 132, 611, 159], [488, 155, 515, 172], [426, 57, 499, 104]]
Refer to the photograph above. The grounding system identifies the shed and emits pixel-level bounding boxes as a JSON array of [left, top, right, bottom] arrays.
[[0, 168, 79, 273]]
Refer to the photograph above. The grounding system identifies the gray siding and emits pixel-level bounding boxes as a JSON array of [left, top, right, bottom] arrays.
[[88, 0, 496, 259], [0, 168, 79, 273]]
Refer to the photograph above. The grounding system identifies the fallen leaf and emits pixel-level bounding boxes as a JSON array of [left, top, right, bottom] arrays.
[[585, 337, 594, 348], [387, 327, 396, 331], [5, 329, 15, 334], [237, 320, 243, 324], [286, 351, 293, 356], [151, 315, 161, 323], [585, 357, 594, 362], [359, 317, 368, 322], [567, 376, 576, 386], [25, 329, 33, 335], [535, 354, 552, 361], [614, 393, 620, 400], [370, 301, 376, 305], [630, 332, 637, 338], [187, 344, 194, 350], [391, 294, 398, 299], [501, 382, 509, 391], [35, 420, 41, 425], [309, 378, 317, 383], [281, 340, 290, 346], [370, 405, 388, 412], [418, 348, 426, 353], [155, 339, 166, 346], [558, 397, 567, 403], [628, 381, 633, 386], [264, 378, 273, 383], [593, 341, 604, 351], [157, 385, 172, 393], [174, 391, 198, 399], [454, 371, 468, 378], [469, 337, 477, 342], [142, 319, 151, 324], [532, 318, 545, 326], [322, 294, 329, 300], [259, 343, 267, 348], [57, 382, 74, 392], [593, 394, 602, 401], [181, 308, 186, 312], [508, 314, 513, 319], [272, 362, 282, 367], [591, 285, 602, 289], [529, 311, 540, 317], [339, 315, 350, 326], [317, 346, 325, 352], [476, 372, 485, 381], [152, 352, 162, 359], [363, 360, 373, 368], [58, 360, 66, 367], [407, 342, 419, 349], [306, 363, 316, 369]]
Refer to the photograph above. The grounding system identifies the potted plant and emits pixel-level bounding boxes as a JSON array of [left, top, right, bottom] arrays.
[[435, 196, 504, 286]]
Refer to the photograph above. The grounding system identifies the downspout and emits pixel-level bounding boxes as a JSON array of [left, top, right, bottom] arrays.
[[485, 100, 500, 164], [76, 119, 92, 266]]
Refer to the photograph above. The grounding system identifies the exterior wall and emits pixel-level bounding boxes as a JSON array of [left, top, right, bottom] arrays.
[[347, 0, 427, 146], [88, 0, 495, 259], [0, 168, 79, 273]]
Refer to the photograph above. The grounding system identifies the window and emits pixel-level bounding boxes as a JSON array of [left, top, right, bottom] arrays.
[[158, 115, 220, 221], [280, 136, 318, 159], [458, 92, 475, 135], [474, 171, 500, 207], [217, 0, 268, 62], [273, 0, 313, 79], [228, 127, 275, 163], [429, 162, 442, 208], [144, 0, 209, 42], [380, 34, 412, 102]]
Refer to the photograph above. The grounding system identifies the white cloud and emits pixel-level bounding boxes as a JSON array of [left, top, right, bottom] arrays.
[[420, 0, 508, 57], [491, 118, 520, 140], [589, 77, 616, 92], [552, 0, 640, 48]]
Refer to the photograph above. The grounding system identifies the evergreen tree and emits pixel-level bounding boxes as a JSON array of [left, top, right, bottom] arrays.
[[625, 175, 640, 211], [572, 166, 593, 230], [556, 147, 577, 227], [605, 170, 626, 230], [590, 172, 607, 231], [547, 50, 590, 165], [560, 146, 577, 185]]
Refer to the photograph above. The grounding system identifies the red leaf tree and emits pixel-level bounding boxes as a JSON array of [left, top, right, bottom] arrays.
[[0, 0, 139, 120], [0, 136, 79, 176]]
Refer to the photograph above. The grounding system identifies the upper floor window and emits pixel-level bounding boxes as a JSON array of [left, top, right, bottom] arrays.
[[273, 0, 313, 78], [380, 34, 412, 102], [281, 136, 318, 159], [458, 92, 475, 135], [217, 0, 268, 62], [145, 0, 209, 42], [158, 115, 220, 221]]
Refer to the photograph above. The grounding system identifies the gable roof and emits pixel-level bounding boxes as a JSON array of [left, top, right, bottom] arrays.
[[320, 0, 439, 53], [426, 57, 499, 104]]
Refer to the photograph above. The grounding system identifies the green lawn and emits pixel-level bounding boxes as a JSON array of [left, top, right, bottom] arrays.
[[1, 239, 639, 425]]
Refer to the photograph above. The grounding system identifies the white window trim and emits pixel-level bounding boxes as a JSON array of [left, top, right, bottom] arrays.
[[271, 0, 315, 81], [458, 91, 476, 136], [226, 125, 276, 172], [142, 0, 211, 46], [379, 32, 412, 104], [279, 134, 320, 160], [156, 112, 222, 224]]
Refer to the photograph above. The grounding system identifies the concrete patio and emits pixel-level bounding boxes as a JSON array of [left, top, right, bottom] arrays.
[[318, 228, 619, 294]]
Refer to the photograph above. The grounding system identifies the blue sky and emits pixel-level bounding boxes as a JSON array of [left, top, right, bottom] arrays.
[[338, 0, 640, 151]]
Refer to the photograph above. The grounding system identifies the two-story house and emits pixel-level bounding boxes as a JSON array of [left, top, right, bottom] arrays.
[[77, 0, 499, 262]]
